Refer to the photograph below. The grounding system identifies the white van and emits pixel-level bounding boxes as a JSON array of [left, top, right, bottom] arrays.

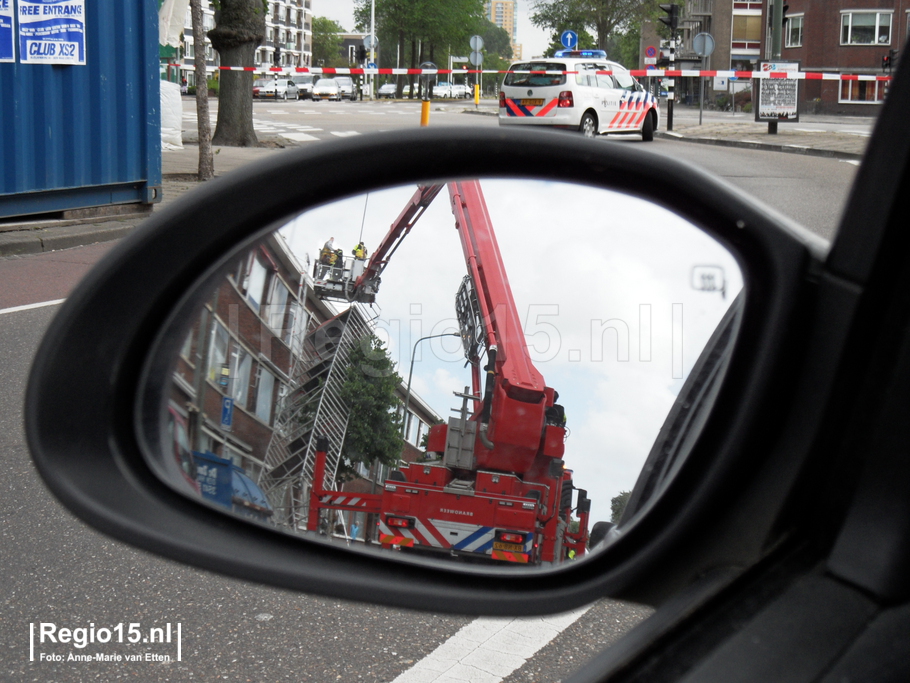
[[498, 50, 659, 141]]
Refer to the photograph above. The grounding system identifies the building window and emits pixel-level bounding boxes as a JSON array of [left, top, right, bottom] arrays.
[[841, 11, 892, 45], [240, 252, 270, 312], [265, 278, 290, 333], [840, 79, 887, 104], [229, 345, 252, 406], [732, 14, 762, 42], [254, 366, 277, 424], [207, 322, 229, 384], [785, 15, 804, 47]]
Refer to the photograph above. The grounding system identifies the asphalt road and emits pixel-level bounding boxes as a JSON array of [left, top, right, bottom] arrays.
[[1, 111, 858, 680]]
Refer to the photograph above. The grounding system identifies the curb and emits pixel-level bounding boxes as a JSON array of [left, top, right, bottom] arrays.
[[0, 220, 141, 258], [655, 131, 864, 161]]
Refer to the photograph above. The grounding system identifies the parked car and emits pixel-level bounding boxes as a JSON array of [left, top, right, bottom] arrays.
[[334, 76, 357, 100], [252, 77, 299, 100], [450, 83, 471, 98], [433, 81, 452, 98], [377, 82, 397, 98], [291, 74, 315, 99], [25, 53, 910, 683], [311, 78, 341, 101]]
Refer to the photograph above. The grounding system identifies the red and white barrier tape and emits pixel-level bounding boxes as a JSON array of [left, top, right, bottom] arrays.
[[178, 65, 893, 82]]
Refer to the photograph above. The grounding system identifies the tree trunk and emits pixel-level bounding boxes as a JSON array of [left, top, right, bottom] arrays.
[[211, 42, 258, 147], [190, 0, 214, 180], [208, 0, 266, 147]]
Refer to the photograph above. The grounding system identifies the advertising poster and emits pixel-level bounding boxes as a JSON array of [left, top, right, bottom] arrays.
[[18, 0, 85, 65], [0, 0, 14, 62], [755, 61, 800, 122]]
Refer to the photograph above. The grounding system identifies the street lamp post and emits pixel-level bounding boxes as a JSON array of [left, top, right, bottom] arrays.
[[401, 333, 460, 439]]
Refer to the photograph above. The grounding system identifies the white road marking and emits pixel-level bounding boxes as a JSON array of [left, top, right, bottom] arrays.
[[391, 606, 592, 683], [840, 159, 862, 166], [331, 131, 361, 137], [0, 299, 65, 316], [283, 133, 321, 141]]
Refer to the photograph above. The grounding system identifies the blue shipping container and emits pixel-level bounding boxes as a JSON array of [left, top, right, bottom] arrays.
[[0, 0, 161, 218]]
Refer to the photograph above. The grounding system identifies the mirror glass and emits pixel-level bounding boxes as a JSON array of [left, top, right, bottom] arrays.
[[152, 178, 743, 569]]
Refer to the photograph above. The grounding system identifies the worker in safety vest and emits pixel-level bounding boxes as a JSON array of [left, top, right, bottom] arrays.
[[330, 248, 344, 281], [318, 237, 335, 279], [352, 241, 368, 259]]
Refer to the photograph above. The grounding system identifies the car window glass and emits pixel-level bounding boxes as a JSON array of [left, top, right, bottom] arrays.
[[613, 72, 637, 91], [597, 74, 616, 89], [504, 62, 566, 87]]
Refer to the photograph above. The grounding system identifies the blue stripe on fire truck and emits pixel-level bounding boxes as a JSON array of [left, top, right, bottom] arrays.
[[453, 526, 495, 552]]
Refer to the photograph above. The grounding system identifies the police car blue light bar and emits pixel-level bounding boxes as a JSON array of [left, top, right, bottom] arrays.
[[553, 50, 608, 59]]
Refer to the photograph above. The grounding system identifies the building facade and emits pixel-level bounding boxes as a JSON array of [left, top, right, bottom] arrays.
[[180, 0, 314, 87], [485, 0, 522, 60], [771, 0, 906, 110], [640, 0, 906, 113]]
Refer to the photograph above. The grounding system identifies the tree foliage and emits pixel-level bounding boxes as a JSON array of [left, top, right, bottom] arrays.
[[312, 17, 346, 68], [531, 0, 659, 55], [611, 490, 631, 523], [337, 335, 404, 482], [353, 0, 486, 97]]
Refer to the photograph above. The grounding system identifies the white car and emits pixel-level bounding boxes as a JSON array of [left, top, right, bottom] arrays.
[[451, 83, 471, 98], [377, 82, 397, 98], [312, 78, 342, 101], [334, 76, 357, 100], [252, 77, 299, 100], [291, 74, 315, 99], [433, 81, 452, 98], [498, 50, 659, 141]]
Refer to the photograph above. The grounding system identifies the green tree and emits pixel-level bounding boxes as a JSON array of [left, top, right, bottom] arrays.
[[312, 17, 346, 67], [208, 0, 266, 147], [611, 490, 631, 523], [531, 0, 659, 53], [336, 335, 404, 482], [354, 0, 485, 98]]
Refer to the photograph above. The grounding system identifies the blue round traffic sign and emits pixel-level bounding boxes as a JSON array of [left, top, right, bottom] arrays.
[[561, 30, 578, 49]]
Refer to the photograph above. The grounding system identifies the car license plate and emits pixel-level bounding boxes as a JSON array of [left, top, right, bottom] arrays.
[[493, 541, 524, 552], [521, 99, 544, 106]]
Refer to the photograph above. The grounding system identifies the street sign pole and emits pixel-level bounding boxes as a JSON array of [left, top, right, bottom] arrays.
[[769, 0, 783, 134]]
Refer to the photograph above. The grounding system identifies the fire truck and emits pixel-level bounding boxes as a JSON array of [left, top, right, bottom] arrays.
[[308, 180, 591, 565]]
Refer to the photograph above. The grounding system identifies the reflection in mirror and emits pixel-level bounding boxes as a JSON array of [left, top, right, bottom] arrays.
[[155, 179, 743, 569]]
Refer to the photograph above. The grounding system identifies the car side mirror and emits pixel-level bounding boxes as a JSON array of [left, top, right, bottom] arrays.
[[26, 128, 825, 616]]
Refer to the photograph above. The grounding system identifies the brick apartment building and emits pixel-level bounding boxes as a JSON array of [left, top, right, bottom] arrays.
[[169, 233, 441, 527], [640, 0, 906, 113]]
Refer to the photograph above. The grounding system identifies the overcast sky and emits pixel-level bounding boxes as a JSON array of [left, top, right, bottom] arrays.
[[279, 180, 743, 525], [315, 0, 553, 60]]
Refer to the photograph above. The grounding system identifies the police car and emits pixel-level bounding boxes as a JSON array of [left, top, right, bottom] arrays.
[[498, 50, 659, 141]]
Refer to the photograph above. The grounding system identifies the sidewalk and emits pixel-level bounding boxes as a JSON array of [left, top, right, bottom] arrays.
[[658, 120, 869, 159], [0, 111, 872, 258]]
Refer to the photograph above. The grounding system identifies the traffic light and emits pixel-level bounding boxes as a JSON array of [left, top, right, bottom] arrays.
[[659, 4, 679, 32], [883, 54, 891, 71], [273, 45, 281, 66], [357, 45, 367, 63]]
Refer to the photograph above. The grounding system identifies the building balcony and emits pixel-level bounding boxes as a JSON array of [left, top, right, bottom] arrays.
[[688, 0, 713, 16]]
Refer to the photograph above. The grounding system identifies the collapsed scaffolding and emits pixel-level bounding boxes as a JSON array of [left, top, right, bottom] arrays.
[[258, 303, 374, 531]]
